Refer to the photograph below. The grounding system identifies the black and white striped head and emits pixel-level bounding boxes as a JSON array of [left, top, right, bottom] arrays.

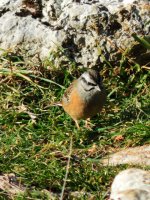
[[79, 69, 103, 92]]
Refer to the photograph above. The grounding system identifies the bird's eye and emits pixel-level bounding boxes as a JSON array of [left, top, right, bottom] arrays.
[[88, 82, 96, 86]]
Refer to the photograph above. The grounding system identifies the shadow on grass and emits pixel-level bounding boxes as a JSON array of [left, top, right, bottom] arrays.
[[79, 103, 150, 146]]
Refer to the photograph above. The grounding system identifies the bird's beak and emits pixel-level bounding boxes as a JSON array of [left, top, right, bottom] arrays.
[[96, 85, 101, 92]]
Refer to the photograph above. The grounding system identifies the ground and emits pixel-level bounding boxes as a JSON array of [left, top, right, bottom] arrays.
[[0, 45, 150, 199]]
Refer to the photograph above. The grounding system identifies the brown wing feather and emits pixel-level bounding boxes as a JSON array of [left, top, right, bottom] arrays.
[[63, 80, 77, 102]]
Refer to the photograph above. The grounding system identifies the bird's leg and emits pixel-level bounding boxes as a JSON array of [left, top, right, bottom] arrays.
[[85, 118, 93, 130], [74, 119, 80, 129]]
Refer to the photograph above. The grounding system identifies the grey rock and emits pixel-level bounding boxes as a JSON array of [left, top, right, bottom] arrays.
[[0, 0, 149, 67]]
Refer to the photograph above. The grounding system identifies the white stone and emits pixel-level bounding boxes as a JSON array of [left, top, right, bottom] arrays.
[[110, 168, 150, 200]]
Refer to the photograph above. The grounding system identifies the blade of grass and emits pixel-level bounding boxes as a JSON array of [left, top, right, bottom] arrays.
[[30, 74, 65, 89], [132, 33, 150, 50], [0, 68, 33, 74]]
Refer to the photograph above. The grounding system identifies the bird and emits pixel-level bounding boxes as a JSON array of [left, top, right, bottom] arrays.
[[60, 69, 106, 129]]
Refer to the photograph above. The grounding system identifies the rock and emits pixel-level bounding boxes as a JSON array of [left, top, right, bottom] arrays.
[[0, 11, 67, 57], [101, 145, 150, 166], [0, 0, 149, 67], [110, 168, 150, 200], [0, 173, 25, 196], [0, 173, 59, 199]]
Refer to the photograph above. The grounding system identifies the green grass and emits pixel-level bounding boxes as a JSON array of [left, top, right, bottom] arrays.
[[0, 47, 150, 199]]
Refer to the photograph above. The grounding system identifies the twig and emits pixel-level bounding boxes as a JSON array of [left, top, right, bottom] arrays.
[[60, 135, 73, 200]]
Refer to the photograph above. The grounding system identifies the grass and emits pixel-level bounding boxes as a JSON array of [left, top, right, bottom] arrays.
[[0, 46, 150, 200]]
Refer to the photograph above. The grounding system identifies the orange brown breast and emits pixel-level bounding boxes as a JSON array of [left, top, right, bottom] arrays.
[[62, 86, 86, 120], [62, 83, 106, 120]]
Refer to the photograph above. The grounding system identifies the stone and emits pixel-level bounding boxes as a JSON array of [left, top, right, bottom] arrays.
[[110, 168, 150, 200], [0, 0, 149, 67], [101, 145, 150, 166]]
